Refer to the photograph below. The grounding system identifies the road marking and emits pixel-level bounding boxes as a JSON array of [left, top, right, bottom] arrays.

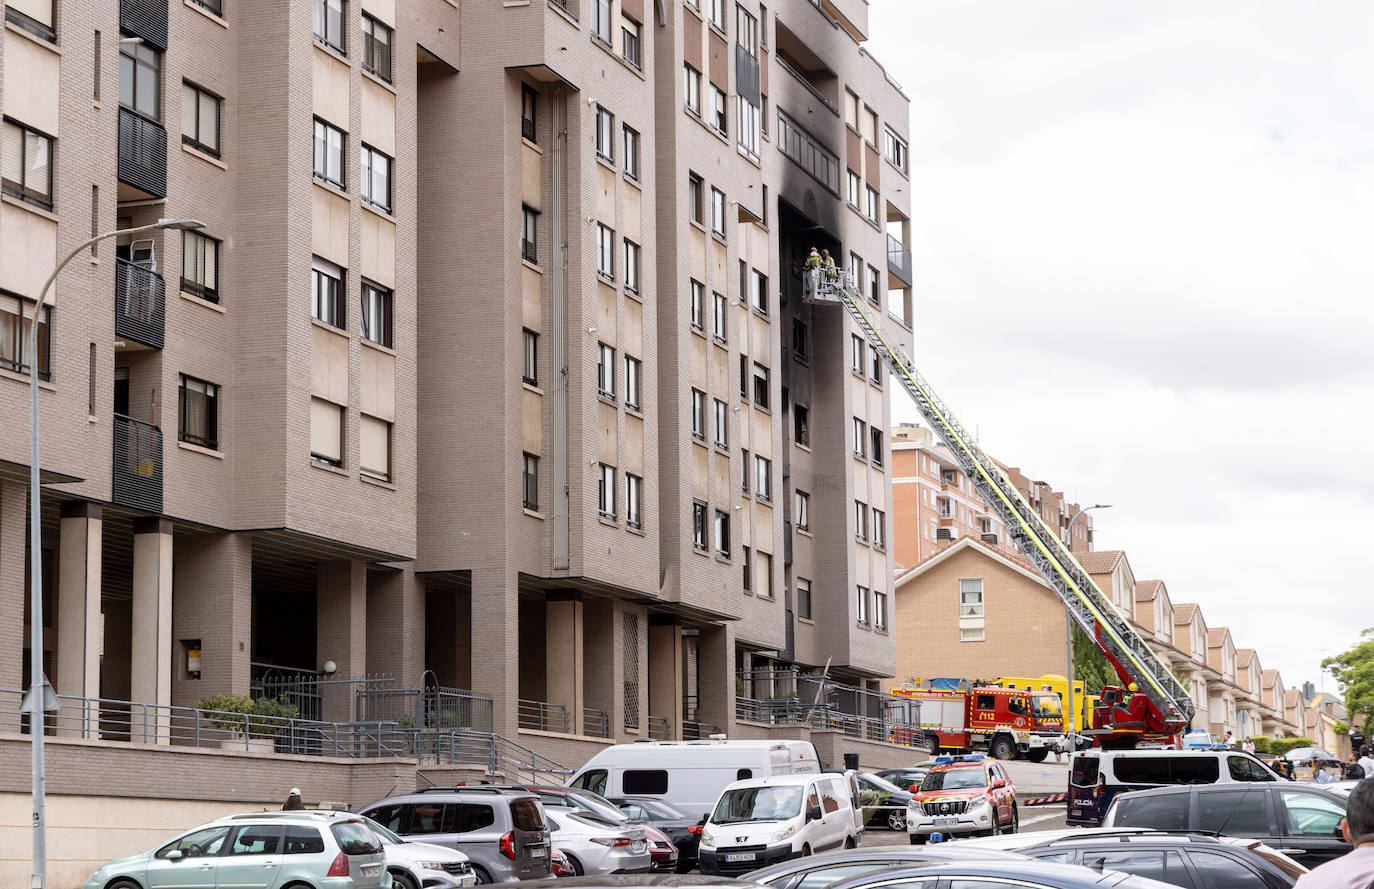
[[1020, 807, 1066, 828]]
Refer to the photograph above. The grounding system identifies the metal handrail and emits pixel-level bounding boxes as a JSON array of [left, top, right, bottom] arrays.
[[518, 699, 569, 733], [776, 53, 840, 116], [647, 715, 671, 740], [582, 707, 610, 739], [682, 720, 719, 740]]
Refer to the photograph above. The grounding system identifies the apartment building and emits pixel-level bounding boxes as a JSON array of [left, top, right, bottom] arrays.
[[0, 0, 911, 793]]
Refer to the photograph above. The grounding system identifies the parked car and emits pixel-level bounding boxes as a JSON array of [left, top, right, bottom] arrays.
[[819, 859, 1183, 889], [609, 796, 703, 872], [906, 754, 1018, 842], [513, 877, 757, 889], [742, 846, 1026, 889], [699, 773, 863, 875], [855, 773, 914, 831], [355, 813, 479, 889], [873, 768, 931, 793], [1283, 748, 1343, 779], [544, 807, 652, 876], [642, 824, 680, 872], [1103, 783, 1352, 868], [1068, 749, 1285, 827], [359, 786, 552, 883], [81, 810, 388, 889], [551, 847, 575, 877], [495, 785, 633, 824]]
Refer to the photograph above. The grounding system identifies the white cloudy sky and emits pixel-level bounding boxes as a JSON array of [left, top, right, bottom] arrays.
[[865, 1, 1374, 696]]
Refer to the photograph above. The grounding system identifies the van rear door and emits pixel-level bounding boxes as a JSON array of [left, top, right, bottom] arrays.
[[1067, 753, 1102, 826]]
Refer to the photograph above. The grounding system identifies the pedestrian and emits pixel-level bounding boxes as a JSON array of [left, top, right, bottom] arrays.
[[1345, 752, 1366, 781], [1292, 778, 1374, 889], [1224, 731, 1236, 748], [1315, 763, 1335, 784], [1360, 746, 1374, 780], [282, 787, 305, 810], [1243, 737, 1256, 754]]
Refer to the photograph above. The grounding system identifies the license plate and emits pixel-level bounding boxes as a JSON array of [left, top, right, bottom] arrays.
[[360, 864, 380, 877], [529, 847, 546, 858], [933, 817, 958, 826], [725, 852, 757, 863]]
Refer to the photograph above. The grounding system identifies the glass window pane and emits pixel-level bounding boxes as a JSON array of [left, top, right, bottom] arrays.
[[25, 132, 48, 195], [181, 83, 197, 138], [200, 92, 218, 150], [1187, 851, 1268, 889], [1279, 790, 1345, 837]]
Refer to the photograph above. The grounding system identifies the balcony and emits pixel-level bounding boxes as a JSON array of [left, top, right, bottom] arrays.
[[120, 0, 168, 49], [113, 414, 163, 514], [888, 234, 913, 287], [114, 259, 165, 349], [118, 108, 168, 200]]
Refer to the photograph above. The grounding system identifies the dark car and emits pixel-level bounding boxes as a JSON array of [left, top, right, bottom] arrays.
[[819, 859, 1181, 889], [856, 773, 916, 831], [1103, 783, 1351, 868], [742, 847, 1026, 889], [875, 769, 931, 794], [516, 876, 756, 889], [1018, 830, 1307, 889], [610, 797, 703, 873]]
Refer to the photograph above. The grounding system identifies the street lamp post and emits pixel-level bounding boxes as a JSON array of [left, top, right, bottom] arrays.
[[24, 218, 203, 889], [1063, 503, 1112, 742]]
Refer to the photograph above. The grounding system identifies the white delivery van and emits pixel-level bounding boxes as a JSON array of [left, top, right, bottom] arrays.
[[697, 773, 861, 875], [567, 739, 821, 821]]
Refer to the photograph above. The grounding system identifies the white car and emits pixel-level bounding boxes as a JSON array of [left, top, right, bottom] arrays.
[[358, 814, 477, 889], [542, 805, 651, 876]]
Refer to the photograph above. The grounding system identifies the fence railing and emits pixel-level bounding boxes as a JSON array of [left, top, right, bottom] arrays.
[[112, 413, 163, 513], [735, 669, 936, 751], [114, 258, 166, 349], [682, 720, 719, 740], [776, 53, 840, 116], [648, 715, 671, 740], [518, 699, 569, 734], [583, 707, 609, 738], [117, 107, 168, 198]]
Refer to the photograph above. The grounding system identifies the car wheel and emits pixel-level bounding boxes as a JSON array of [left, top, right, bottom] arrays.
[[990, 813, 1001, 836], [391, 870, 420, 889], [801, 844, 812, 857], [471, 865, 493, 884], [566, 854, 585, 876], [107, 881, 142, 889], [1008, 806, 1019, 834], [844, 835, 857, 850], [887, 809, 907, 831], [990, 736, 1016, 761]]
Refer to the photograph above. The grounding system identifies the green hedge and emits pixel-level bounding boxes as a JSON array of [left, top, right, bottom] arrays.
[[1250, 736, 1314, 756]]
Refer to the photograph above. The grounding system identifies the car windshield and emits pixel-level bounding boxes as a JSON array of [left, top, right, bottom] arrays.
[[637, 799, 691, 819], [1032, 694, 1062, 718], [358, 816, 403, 845], [712, 786, 804, 824], [862, 774, 906, 794], [920, 768, 987, 791], [571, 792, 631, 822]]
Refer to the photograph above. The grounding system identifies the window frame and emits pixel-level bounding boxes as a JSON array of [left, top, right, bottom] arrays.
[[523, 452, 539, 511], [960, 579, 985, 618], [794, 490, 810, 531], [598, 463, 617, 519], [751, 362, 769, 409], [871, 426, 884, 466], [361, 12, 393, 82], [625, 354, 642, 410], [873, 590, 888, 630], [522, 204, 539, 264], [521, 84, 538, 143], [595, 106, 615, 162], [754, 455, 771, 501], [750, 269, 768, 315], [621, 18, 641, 68], [709, 0, 726, 31], [313, 117, 346, 188], [692, 500, 708, 551], [0, 292, 51, 381], [310, 397, 345, 466], [710, 86, 728, 136], [597, 224, 615, 278], [855, 500, 868, 541], [360, 143, 393, 213], [313, 0, 347, 53], [689, 279, 705, 331], [180, 81, 222, 158], [853, 417, 867, 459], [357, 280, 392, 348], [872, 508, 886, 549], [690, 388, 706, 440], [310, 257, 345, 329], [626, 473, 642, 529], [688, 173, 704, 224], [522, 328, 539, 386], [710, 187, 726, 236], [118, 41, 161, 121], [359, 413, 392, 482], [713, 398, 729, 449], [178, 373, 220, 450], [865, 185, 880, 223], [793, 404, 809, 446], [5, 1, 55, 41], [856, 585, 869, 625], [684, 65, 702, 116], [624, 240, 640, 292], [796, 578, 812, 620], [622, 124, 640, 180], [180, 229, 221, 304], [592, 0, 613, 44], [1, 118, 54, 210], [713, 508, 731, 557], [712, 291, 727, 342], [597, 342, 616, 398]]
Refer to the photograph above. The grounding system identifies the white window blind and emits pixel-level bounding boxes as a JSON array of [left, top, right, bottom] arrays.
[[310, 398, 343, 463], [9, 0, 53, 28], [360, 414, 390, 480]]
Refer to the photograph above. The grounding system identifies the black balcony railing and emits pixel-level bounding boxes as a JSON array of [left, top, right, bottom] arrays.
[[120, 0, 168, 49], [114, 258, 165, 349], [118, 108, 168, 199], [113, 414, 163, 514], [887, 233, 913, 287]]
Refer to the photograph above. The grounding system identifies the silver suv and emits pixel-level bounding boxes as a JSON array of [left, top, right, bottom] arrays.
[[360, 787, 551, 883]]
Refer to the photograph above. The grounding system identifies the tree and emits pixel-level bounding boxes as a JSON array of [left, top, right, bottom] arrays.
[[1072, 621, 1119, 695], [1322, 628, 1374, 731]]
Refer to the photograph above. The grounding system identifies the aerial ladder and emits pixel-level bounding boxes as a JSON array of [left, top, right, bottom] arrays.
[[803, 268, 1195, 747]]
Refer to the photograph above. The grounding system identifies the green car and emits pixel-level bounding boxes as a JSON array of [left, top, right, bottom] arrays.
[[82, 810, 390, 889]]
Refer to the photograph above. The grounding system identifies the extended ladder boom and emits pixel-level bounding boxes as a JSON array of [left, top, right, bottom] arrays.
[[805, 269, 1194, 736]]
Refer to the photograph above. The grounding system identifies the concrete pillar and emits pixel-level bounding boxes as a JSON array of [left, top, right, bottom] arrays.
[[696, 623, 736, 735], [0, 482, 26, 716], [131, 518, 173, 741], [317, 560, 367, 722], [545, 592, 585, 735], [56, 502, 101, 736], [469, 566, 519, 736], [171, 532, 252, 707], [366, 566, 424, 684], [584, 598, 622, 738], [649, 621, 684, 739]]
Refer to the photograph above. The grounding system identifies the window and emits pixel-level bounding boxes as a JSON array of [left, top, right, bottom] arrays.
[[738, 97, 760, 160], [310, 398, 344, 465], [739, 354, 748, 399], [360, 414, 392, 482], [844, 89, 860, 129], [754, 455, 771, 501], [710, 86, 728, 136], [872, 508, 886, 549], [0, 293, 50, 380], [281, 826, 325, 855], [1278, 790, 1346, 837], [869, 344, 882, 382], [714, 509, 731, 556], [736, 5, 756, 53], [178, 376, 218, 453], [689, 280, 704, 330], [6, 0, 55, 41], [710, 187, 726, 236], [621, 19, 641, 68], [626, 474, 642, 529], [521, 84, 538, 143], [523, 453, 539, 510], [1197, 789, 1269, 838], [864, 107, 879, 145], [854, 500, 868, 540], [853, 418, 867, 458], [750, 270, 768, 314], [119, 42, 160, 120], [360, 144, 392, 212], [709, 0, 726, 30], [713, 399, 728, 448], [522, 329, 538, 385], [846, 170, 860, 206], [868, 265, 881, 305], [1187, 851, 1269, 889], [361, 13, 393, 81], [692, 501, 708, 550], [884, 127, 908, 171], [777, 109, 839, 195], [180, 82, 221, 157], [961, 628, 985, 642], [599, 464, 616, 518], [795, 490, 810, 531], [313, 118, 345, 187], [866, 186, 879, 223], [756, 551, 772, 599], [313, 0, 345, 51], [597, 224, 615, 277], [157, 826, 231, 860], [871, 427, 884, 465], [797, 578, 812, 620], [741, 448, 749, 493], [595, 106, 614, 161], [873, 591, 887, 630], [623, 125, 640, 179], [597, 342, 615, 397], [592, 0, 612, 43], [794, 404, 809, 446], [624, 240, 640, 292], [742, 547, 751, 590], [1, 120, 52, 210], [522, 205, 538, 263], [751, 363, 769, 408], [623, 769, 668, 795], [851, 335, 864, 373], [684, 65, 702, 115], [856, 585, 869, 624], [960, 579, 984, 617], [688, 174, 704, 223], [690, 388, 706, 440], [181, 230, 220, 303], [792, 319, 808, 360], [625, 355, 642, 410], [1110, 793, 1191, 831], [712, 291, 727, 341], [311, 258, 344, 328]]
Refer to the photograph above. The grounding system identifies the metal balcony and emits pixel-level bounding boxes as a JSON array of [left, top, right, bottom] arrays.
[[887, 233, 913, 287], [118, 108, 168, 199], [114, 258, 165, 349], [112, 414, 163, 514]]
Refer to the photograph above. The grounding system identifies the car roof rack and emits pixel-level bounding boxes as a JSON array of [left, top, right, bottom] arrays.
[[1040, 829, 1221, 843], [413, 785, 513, 794]]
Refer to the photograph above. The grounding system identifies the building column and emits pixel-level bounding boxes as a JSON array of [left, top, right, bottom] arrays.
[[649, 620, 684, 739], [469, 566, 519, 737], [584, 598, 623, 739], [131, 517, 173, 742], [56, 501, 101, 737], [317, 560, 367, 722], [0, 482, 26, 718], [366, 566, 424, 684], [696, 623, 736, 736], [171, 532, 252, 707], [545, 592, 585, 735]]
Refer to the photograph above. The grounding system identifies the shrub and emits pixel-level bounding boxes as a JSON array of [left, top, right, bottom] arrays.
[[1267, 737, 1316, 757], [199, 693, 299, 738]]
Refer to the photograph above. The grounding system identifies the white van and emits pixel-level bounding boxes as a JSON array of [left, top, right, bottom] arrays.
[[697, 773, 861, 875], [567, 739, 821, 821]]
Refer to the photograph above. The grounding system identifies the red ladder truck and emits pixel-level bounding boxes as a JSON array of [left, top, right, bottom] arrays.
[[886, 685, 1065, 762]]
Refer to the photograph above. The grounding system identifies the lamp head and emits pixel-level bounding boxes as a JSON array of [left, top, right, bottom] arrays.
[[154, 218, 206, 231]]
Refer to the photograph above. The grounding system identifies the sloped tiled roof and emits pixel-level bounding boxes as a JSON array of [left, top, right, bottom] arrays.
[[1077, 550, 1125, 574], [1261, 669, 1280, 688], [1207, 627, 1231, 647], [1236, 648, 1257, 666], [1135, 580, 1163, 602], [1284, 689, 1302, 706], [1173, 603, 1199, 625]]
